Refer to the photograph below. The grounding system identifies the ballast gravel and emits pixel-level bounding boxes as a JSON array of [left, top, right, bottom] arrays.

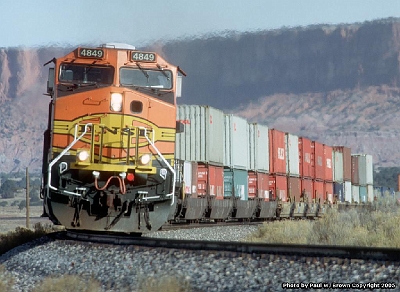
[[0, 225, 399, 292]]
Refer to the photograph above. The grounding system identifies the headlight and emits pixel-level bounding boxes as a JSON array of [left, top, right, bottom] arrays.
[[77, 150, 90, 162], [139, 154, 151, 165], [110, 93, 123, 112]]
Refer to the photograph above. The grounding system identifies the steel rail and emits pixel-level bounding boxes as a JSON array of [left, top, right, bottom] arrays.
[[59, 230, 400, 261]]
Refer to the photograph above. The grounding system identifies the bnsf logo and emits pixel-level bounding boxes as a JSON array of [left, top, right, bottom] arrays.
[[81, 125, 132, 135], [78, 125, 152, 145]]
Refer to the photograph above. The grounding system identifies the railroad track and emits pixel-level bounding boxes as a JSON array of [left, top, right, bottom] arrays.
[[58, 230, 400, 262]]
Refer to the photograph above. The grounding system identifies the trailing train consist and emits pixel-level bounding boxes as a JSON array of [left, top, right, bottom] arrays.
[[41, 44, 375, 235], [41, 43, 185, 234], [172, 105, 375, 223]]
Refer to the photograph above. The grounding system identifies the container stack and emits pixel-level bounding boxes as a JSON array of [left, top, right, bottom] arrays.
[[224, 114, 249, 200], [323, 145, 334, 203], [248, 123, 270, 201], [312, 141, 325, 203], [351, 154, 373, 203], [175, 105, 377, 208], [175, 105, 225, 199], [351, 155, 360, 202], [298, 137, 313, 203], [332, 146, 352, 203], [269, 129, 287, 201], [286, 133, 300, 202]]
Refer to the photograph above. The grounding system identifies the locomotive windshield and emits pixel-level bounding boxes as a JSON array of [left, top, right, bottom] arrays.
[[59, 64, 114, 85], [120, 68, 173, 89]]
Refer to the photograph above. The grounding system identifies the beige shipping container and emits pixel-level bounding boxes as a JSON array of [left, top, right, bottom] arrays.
[[176, 105, 225, 165], [249, 123, 269, 173], [224, 114, 249, 170], [285, 133, 300, 177], [333, 146, 351, 181]]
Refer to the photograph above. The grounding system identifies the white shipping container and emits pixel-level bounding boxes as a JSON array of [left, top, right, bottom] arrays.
[[352, 185, 360, 203], [249, 123, 269, 173], [183, 161, 193, 195], [224, 115, 249, 169], [333, 151, 344, 182], [357, 154, 373, 186], [285, 133, 300, 176], [367, 184, 374, 202], [344, 181, 352, 202], [176, 105, 224, 165]]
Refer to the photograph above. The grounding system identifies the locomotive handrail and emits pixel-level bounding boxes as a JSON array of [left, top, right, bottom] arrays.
[[139, 126, 175, 206], [47, 123, 93, 197]]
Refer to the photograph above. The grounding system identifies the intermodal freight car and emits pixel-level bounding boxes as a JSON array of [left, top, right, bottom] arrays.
[[171, 105, 376, 223]]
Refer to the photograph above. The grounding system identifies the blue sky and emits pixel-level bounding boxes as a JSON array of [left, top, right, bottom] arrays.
[[2, 0, 400, 48]]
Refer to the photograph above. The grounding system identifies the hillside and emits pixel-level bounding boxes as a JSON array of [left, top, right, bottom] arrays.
[[0, 47, 70, 172], [1, 18, 400, 172], [158, 18, 400, 109], [234, 86, 400, 167]]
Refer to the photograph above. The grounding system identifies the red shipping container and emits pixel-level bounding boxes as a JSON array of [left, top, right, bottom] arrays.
[[195, 164, 224, 198], [209, 165, 224, 199], [333, 146, 352, 181], [301, 178, 313, 203], [269, 174, 287, 202], [312, 141, 324, 180], [298, 137, 313, 178], [324, 181, 334, 203], [313, 180, 325, 203], [248, 172, 257, 199], [269, 129, 286, 174], [258, 173, 270, 200], [287, 176, 301, 202], [196, 164, 208, 197], [248, 172, 269, 200]]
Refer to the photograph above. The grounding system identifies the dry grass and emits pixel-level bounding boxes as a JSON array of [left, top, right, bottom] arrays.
[[249, 219, 314, 245], [0, 222, 56, 255], [137, 275, 192, 292], [247, 195, 400, 247], [32, 275, 101, 292]]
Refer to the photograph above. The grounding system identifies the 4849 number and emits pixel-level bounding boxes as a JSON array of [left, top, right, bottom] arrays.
[[78, 48, 104, 58], [131, 51, 156, 62]]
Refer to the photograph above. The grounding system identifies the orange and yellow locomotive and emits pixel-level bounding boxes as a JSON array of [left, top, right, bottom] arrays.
[[41, 43, 184, 234]]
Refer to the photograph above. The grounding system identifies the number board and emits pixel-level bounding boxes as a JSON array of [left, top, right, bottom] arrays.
[[78, 48, 105, 59], [130, 51, 156, 62]]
